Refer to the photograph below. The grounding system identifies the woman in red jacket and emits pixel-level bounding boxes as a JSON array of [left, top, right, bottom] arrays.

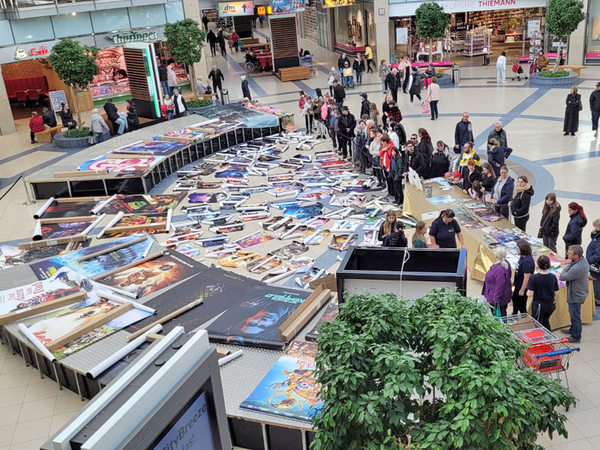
[[29, 111, 45, 144], [379, 133, 395, 197]]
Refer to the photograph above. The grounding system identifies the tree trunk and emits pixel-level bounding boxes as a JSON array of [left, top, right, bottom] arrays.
[[71, 85, 82, 131], [429, 38, 433, 63], [553, 40, 562, 73], [190, 63, 198, 100]]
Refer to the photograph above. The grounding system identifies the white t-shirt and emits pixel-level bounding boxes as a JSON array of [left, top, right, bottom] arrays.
[[496, 55, 506, 68], [389, 131, 400, 149]]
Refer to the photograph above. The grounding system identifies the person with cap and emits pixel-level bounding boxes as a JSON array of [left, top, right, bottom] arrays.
[[590, 82, 600, 138], [336, 106, 356, 160], [332, 79, 345, 110], [560, 245, 590, 343], [563, 203, 588, 256], [360, 93, 371, 118], [241, 75, 251, 101]]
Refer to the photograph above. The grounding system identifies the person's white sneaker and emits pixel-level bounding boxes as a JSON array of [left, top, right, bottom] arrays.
[[502, 81, 508, 84]]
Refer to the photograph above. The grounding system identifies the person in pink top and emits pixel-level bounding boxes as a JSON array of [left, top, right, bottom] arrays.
[[424, 77, 441, 121]]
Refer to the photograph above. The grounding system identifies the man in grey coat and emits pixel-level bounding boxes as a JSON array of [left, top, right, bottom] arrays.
[[560, 245, 590, 343]]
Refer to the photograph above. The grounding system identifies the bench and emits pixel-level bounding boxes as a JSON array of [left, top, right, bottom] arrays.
[[417, 66, 451, 75], [275, 66, 310, 82], [542, 65, 587, 76], [240, 38, 259, 45], [35, 126, 63, 143]]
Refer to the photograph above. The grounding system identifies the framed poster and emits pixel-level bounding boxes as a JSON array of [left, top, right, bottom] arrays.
[[527, 20, 541, 39], [49, 90, 68, 113], [396, 27, 408, 45]]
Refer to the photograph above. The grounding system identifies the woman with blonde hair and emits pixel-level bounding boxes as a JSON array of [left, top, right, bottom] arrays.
[[412, 221, 428, 248], [564, 86, 582, 136], [482, 246, 512, 316]]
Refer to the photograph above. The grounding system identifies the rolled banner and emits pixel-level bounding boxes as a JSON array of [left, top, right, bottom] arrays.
[[218, 349, 243, 367], [86, 324, 163, 379], [91, 194, 116, 215], [165, 209, 173, 232], [97, 211, 124, 239], [141, 241, 154, 259], [265, 268, 299, 285], [33, 197, 55, 220], [18, 323, 56, 362], [32, 220, 43, 241], [96, 289, 156, 314], [81, 214, 106, 236]]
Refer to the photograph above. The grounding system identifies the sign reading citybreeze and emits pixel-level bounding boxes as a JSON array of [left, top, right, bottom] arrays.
[[218, 1, 254, 16]]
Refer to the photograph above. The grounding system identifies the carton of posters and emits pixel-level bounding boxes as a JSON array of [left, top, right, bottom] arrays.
[[78, 156, 164, 173], [0, 269, 82, 316], [127, 268, 254, 334], [25, 292, 152, 360], [305, 298, 338, 341], [99, 194, 185, 215], [111, 140, 186, 156], [38, 201, 96, 219], [95, 251, 200, 298], [30, 235, 150, 280], [240, 340, 321, 421], [0, 244, 68, 271], [207, 285, 310, 349]]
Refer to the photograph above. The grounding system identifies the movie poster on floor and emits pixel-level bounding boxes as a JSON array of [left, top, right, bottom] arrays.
[[30, 235, 150, 280], [126, 267, 255, 335], [95, 251, 201, 298], [38, 201, 96, 219], [111, 140, 186, 157], [0, 268, 82, 316], [104, 214, 168, 238], [240, 340, 322, 421], [0, 244, 68, 271], [38, 221, 90, 240], [207, 284, 310, 349], [78, 155, 165, 173], [99, 194, 185, 215]]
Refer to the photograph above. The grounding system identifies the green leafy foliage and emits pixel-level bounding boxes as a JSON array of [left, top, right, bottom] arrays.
[[538, 71, 570, 78], [546, 0, 585, 37], [187, 99, 214, 108], [415, 3, 450, 61], [63, 127, 91, 138], [312, 289, 576, 450]]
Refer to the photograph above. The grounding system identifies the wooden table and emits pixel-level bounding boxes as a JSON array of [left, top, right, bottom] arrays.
[[404, 182, 594, 330]]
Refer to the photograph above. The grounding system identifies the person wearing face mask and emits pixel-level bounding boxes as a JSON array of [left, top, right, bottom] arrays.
[[510, 176, 534, 232], [487, 121, 507, 147], [490, 165, 514, 219], [429, 209, 466, 249], [587, 218, 600, 306], [539, 193, 561, 253], [563, 202, 588, 257]]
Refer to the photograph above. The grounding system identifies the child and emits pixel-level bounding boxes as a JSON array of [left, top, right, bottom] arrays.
[[450, 171, 463, 189]]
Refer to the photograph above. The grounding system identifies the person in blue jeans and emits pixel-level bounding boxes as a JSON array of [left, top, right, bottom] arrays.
[[342, 62, 353, 88], [560, 245, 590, 343]]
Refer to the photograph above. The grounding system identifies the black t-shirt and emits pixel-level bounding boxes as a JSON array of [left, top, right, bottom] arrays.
[[527, 273, 559, 301], [429, 218, 461, 248], [514, 255, 535, 291]]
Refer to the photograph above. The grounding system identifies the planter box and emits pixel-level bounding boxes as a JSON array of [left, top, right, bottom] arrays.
[[53, 132, 110, 150], [437, 75, 451, 87], [336, 247, 467, 303], [529, 72, 577, 86]]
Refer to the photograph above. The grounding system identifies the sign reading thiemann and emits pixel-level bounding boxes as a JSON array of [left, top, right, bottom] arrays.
[[106, 31, 158, 45]]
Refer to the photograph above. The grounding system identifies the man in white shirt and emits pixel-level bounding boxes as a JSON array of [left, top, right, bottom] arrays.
[[496, 51, 507, 84]]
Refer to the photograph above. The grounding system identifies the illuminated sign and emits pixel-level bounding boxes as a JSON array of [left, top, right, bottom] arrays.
[[271, 0, 305, 14], [14, 45, 49, 60], [106, 31, 158, 45], [323, 0, 355, 7], [218, 1, 255, 16], [257, 5, 266, 14]]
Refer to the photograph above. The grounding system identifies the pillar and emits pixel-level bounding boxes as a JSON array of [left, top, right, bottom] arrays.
[[0, 69, 16, 135], [373, 0, 391, 64], [181, 0, 209, 81], [567, 0, 589, 65]]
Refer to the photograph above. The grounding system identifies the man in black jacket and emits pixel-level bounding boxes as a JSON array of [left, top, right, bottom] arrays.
[[336, 106, 356, 159], [454, 112, 474, 153], [158, 63, 168, 96], [403, 140, 428, 178], [103, 99, 119, 135], [332, 80, 345, 110], [41, 107, 57, 127], [385, 68, 401, 103], [241, 75, 251, 101], [590, 82, 600, 138], [360, 93, 370, 118], [207, 30, 217, 57], [208, 66, 225, 98]]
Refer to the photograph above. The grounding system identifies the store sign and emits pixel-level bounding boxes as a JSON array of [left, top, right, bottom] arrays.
[[14, 45, 49, 60], [271, 0, 305, 14], [218, 1, 254, 16], [106, 30, 158, 45], [389, 0, 546, 16], [323, 0, 355, 8]]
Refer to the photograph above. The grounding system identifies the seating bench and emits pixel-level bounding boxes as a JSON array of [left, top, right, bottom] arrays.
[[35, 126, 63, 143], [275, 66, 310, 82]]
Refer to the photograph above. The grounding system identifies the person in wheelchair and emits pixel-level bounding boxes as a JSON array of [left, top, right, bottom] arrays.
[[244, 50, 261, 72]]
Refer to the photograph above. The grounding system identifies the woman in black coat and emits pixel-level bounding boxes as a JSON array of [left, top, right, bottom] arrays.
[[564, 86, 582, 136], [539, 193, 561, 253], [126, 100, 139, 131], [510, 176, 534, 232], [563, 202, 588, 256]]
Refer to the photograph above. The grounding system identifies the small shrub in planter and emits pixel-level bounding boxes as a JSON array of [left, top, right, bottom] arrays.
[[539, 70, 569, 78], [187, 99, 214, 108], [63, 127, 91, 138]]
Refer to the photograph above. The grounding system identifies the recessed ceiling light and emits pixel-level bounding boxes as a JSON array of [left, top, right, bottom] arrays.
[[71, 11, 76, 15]]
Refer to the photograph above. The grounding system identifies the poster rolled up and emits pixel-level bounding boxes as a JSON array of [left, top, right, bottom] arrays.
[[165, 209, 173, 232], [97, 211, 124, 239], [81, 214, 106, 236], [18, 322, 56, 362], [96, 289, 156, 314], [32, 220, 43, 241], [91, 194, 116, 215], [264, 268, 299, 285], [86, 324, 163, 379], [33, 197, 55, 220]]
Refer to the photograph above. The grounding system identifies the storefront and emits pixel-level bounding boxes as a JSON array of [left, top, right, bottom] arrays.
[[585, 0, 600, 65], [388, 0, 547, 66], [330, 0, 374, 54]]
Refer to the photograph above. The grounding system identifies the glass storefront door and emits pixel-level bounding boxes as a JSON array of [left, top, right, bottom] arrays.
[[316, 3, 331, 50]]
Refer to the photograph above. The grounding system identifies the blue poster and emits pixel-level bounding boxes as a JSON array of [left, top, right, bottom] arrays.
[[271, 0, 305, 14]]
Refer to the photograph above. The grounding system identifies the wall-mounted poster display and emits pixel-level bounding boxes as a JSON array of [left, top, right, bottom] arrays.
[[218, 1, 254, 16], [396, 27, 408, 45], [271, 0, 305, 15]]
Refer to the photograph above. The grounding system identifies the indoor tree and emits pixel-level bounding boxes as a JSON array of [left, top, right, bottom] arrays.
[[415, 2, 450, 63], [164, 19, 206, 100], [312, 289, 576, 450], [546, 0, 585, 72], [48, 39, 98, 132]]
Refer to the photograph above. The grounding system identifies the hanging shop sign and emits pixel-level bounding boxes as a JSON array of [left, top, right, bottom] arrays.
[[106, 30, 159, 45], [271, 0, 305, 14], [323, 0, 355, 8], [218, 1, 255, 16], [389, 0, 546, 16]]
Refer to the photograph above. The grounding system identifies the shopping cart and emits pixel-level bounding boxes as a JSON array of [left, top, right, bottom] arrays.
[[300, 55, 317, 76], [501, 314, 580, 389]]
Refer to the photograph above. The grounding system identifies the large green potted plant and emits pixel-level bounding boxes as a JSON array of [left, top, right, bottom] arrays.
[[312, 289, 576, 449], [164, 19, 206, 100], [545, 0, 585, 72], [415, 2, 450, 62]]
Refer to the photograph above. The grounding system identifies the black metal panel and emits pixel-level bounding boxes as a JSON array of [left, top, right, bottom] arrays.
[[31, 181, 69, 200], [70, 179, 107, 197], [228, 417, 264, 450], [267, 425, 304, 450]]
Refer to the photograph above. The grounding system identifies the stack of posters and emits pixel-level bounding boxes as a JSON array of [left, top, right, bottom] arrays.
[[110, 141, 186, 156]]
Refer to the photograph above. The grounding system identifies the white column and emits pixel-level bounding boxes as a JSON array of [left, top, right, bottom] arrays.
[[567, 0, 589, 65], [373, 0, 391, 64], [181, 0, 209, 80]]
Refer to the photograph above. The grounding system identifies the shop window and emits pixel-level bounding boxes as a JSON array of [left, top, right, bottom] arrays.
[[90, 47, 130, 101], [11, 17, 54, 44], [165, 2, 184, 23], [129, 5, 167, 28], [0, 20, 14, 46], [587, 0, 600, 62], [51, 13, 93, 39], [91, 8, 131, 34]]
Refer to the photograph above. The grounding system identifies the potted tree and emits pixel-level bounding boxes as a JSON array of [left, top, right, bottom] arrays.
[[49, 39, 100, 148], [312, 289, 576, 449], [164, 19, 210, 109], [415, 2, 450, 63]]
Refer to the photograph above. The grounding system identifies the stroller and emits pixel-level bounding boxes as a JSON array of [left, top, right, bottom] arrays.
[[511, 61, 528, 81]]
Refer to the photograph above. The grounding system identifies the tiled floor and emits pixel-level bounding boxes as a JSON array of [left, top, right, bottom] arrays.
[[1, 25, 600, 449]]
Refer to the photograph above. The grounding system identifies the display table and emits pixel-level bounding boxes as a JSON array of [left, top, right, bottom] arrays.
[[404, 182, 594, 330]]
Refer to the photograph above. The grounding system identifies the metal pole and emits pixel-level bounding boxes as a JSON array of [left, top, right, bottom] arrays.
[[21, 174, 36, 206]]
